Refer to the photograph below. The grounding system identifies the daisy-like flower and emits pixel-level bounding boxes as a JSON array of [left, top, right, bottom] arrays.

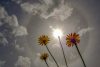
[[66, 33, 86, 67], [38, 35, 50, 46], [66, 33, 80, 47], [40, 53, 49, 67], [38, 35, 59, 67], [40, 53, 49, 61]]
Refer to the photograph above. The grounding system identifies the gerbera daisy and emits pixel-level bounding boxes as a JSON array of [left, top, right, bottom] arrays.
[[38, 35, 50, 46], [40, 53, 49, 61], [40, 53, 49, 67], [66, 33, 86, 67], [66, 33, 80, 47], [38, 35, 59, 67]]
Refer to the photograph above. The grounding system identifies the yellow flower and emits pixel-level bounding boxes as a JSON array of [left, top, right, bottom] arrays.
[[40, 53, 49, 61], [38, 35, 50, 46], [66, 33, 80, 47]]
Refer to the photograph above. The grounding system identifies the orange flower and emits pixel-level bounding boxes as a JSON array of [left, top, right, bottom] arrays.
[[38, 35, 50, 46], [66, 33, 80, 47], [40, 53, 49, 61]]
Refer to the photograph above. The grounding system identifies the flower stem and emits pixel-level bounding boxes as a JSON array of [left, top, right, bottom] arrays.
[[75, 43, 86, 67], [45, 45, 59, 67], [45, 60, 49, 67], [58, 36, 68, 67]]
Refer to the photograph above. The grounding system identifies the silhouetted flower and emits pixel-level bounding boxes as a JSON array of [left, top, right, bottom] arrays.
[[66, 33, 80, 47], [40, 53, 49, 61], [38, 35, 50, 46]]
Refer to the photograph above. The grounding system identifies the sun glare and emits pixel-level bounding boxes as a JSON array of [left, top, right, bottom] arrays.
[[53, 29, 63, 38]]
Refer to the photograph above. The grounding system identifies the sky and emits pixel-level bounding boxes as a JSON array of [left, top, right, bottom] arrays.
[[0, 0, 100, 67]]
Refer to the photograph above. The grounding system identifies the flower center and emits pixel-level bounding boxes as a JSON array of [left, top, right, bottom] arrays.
[[43, 40, 46, 43], [71, 38, 76, 43]]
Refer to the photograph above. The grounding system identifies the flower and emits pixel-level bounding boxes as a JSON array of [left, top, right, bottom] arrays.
[[66, 33, 80, 47], [38, 35, 50, 46], [40, 53, 49, 61]]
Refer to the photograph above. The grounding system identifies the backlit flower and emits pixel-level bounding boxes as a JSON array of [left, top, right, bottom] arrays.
[[40, 53, 49, 61], [38, 35, 50, 46], [66, 33, 80, 47]]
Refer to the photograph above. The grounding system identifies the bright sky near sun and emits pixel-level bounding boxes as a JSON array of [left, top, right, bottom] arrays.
[[49, 26, 63, 38], [53, 28, 63, 38]]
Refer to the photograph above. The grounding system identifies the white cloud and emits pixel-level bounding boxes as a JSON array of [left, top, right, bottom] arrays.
[[39, 0, 53, 6], [0, 6, 19, 27], [0, 60, 6, 67], [15, 56, 31, 67], [78, 27, 93, 36], [4, 15, 28, 36], [12, 26, 28, 36], [0, 6, 27, 37], [34, 53, 41, 65], [21, 2, 37, 14], [4, 15, 19, 27], [20, 0, 73, 21], [0, 33, 8, 46], [0, 6, 8, 19], [21, 2, 49, 15], [0, 6, 28, 47], [40, 3, 73, 21], [15, 44, 24, 52]]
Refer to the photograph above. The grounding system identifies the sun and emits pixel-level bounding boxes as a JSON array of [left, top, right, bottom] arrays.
[[53, 29, 63, 38]]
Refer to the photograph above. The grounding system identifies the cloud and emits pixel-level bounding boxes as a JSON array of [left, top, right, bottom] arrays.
[[15, 56, 31, 67], [12, 26, 28, 36], [15, 44, 24, 52], [50, 0, 73, 21], [0, 6, 19, 27], [41, 3, 73, 21], [78, 27, 94, 36], [0, 6, 8, 19], [21, 2, 38, 14], [39, 0, 53, 6], [33, 53, 41, 66], [0, 60, 6, 67], [0, 6, 28, 46], [21, 2, 49, 15], [4, 15, 28, 36], [20, 0, 73, 21], [0, 33, 8, 46], [4, 15, 19, 27], [0, 21, 3, 26], [12, 0, 23, 4]]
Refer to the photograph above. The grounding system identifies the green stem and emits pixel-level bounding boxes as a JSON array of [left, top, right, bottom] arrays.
[[58, 36, 68, 67], [45, 60, 49, 67], [75, 43, 86, 67], [46, 45, 59, 67]]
